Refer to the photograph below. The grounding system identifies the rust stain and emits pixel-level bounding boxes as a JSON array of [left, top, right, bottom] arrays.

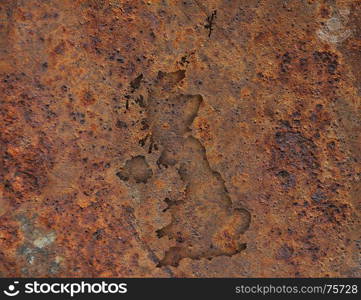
[[0, 0, 360, 277]]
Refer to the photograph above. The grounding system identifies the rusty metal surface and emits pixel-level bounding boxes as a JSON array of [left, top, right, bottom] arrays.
[[0, 0, 360, 277]]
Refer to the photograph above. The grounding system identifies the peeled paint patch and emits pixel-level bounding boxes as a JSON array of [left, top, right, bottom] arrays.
[[33, 232, 56, 249], [317, 6, 352, 44]]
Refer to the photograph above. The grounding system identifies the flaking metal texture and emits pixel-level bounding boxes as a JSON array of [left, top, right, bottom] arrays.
[[0, 0, 360, 277]]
